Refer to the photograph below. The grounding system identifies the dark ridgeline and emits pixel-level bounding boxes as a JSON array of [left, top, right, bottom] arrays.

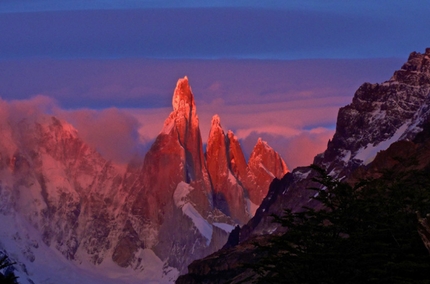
[[177, 49, 430, 283]]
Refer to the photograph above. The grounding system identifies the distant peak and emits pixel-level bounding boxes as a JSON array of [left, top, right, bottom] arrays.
[[172, 76, 194, 112], [253, 138, 273, 154], [177, 76, 189, 85], [390, 48, 430, 85], [211, 114, 221, 127], [227, 130, 237, 140], [208, 114, 224, 141]]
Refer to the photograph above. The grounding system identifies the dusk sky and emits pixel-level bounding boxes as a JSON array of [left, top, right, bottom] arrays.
[[1, 0, 429, 168]]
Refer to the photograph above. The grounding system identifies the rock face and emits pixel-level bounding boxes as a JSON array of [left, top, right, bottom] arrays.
[[321, 48, 430, 174], [177, 48, 430, 283], [206, 115, 249, 224], [125, 77, 215, 271], [0, 116, 127, 265], [243, 138, 288, 206], [0, 76, 288, 282]]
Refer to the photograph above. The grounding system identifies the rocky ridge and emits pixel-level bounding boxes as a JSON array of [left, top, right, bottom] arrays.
[[0, 76, 287, 282], [177, 48, 430, 283], [244, 47, 430, 239]]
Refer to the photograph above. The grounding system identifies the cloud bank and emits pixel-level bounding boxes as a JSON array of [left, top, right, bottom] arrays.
[[0, 57, 406, 169], [0, 96, 144, 164], [0, 7, 429, 60]]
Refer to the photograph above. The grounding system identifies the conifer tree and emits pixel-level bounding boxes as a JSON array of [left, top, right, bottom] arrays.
[[0, 255, 18, 284], [251, 165, 430, 284]]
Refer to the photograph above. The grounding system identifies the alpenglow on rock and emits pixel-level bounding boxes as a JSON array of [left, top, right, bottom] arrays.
[[206, 115, 249, 225], [0, 76, 289, 282], [243, 138, 288, 206], [124, 76, 225, 273], [177, 48, 430, 284]]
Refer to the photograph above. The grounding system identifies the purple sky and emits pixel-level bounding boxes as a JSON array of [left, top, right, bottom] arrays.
[[0, 1, 427, 168]]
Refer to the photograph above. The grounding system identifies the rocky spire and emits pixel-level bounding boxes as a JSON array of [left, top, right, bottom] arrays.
[[172, 76, 194, 113], [244, 138, 288, 205], [207, 115, 227, 190], [127, 77, 213, 271], [226, 130, 248, 183], [206, 114, 249, 224]]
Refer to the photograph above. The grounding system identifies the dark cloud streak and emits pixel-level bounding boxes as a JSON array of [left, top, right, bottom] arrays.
[[0, 8, 429, 60], [0, 58, 403, 109]]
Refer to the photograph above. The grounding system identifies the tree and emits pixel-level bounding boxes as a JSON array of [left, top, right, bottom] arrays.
[[0, 255, 18, 284], [251, 165, 430, 284]]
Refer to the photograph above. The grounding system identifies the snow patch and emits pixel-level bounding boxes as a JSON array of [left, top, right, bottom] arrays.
[[173, 181, 193, 208], [259, 163, 275, 179], [212, 223, 235, 233], [95, 249, 179, 283], [341, 150, 351, 163], [160, 119, 174, 135], [173, 182, 212, 245], [294, 169, 311, 181], [227, 170, 237, 185], [182, 203, 213, 245], [245, 198, 259, 217], [355, 122, 409, 165], [0, 213, 178, 284]]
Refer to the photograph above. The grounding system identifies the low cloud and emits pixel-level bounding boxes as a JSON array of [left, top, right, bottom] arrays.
[[57, 108, 148, 164], [129, 96, 337, 170], [0, 95, 57, 124], [0, 58, 406, 169], [0, 58, 403, 110], [239, 128, 334, 170], [0, 96, 149, 164]]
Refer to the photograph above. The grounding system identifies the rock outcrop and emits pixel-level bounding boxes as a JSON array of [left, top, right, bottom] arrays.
[[177, 48, 430, 283], [0, 76, 289, 281], [206, 115, 249, 224], [242, 138, 288, 207]]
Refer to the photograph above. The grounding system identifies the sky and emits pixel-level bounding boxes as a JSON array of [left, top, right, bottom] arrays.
[[0, 0, 428, 169]]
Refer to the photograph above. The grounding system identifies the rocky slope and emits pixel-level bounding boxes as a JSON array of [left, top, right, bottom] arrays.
[[177, 48, 430, 283], [0, 76, 287, 282], [206, 115, 249, 224], [242, 138, 288, 207]]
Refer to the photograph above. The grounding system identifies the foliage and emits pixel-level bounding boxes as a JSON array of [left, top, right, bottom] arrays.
[[251, 165, 430, 284], [0, 255, 18, 284]]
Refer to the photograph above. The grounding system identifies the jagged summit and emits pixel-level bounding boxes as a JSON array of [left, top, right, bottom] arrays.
[[162, 76, 200, 144], [172, 76, 195, 113], [249, 137, 288, 176], [0, 75, 294, 282], [211, 114, 221, 126], [208, 114, 223, 147], [226, 130, 248, 185], [176, 47, 430, 284], [255, 137, 271, 150], [390, 48, 430, 85], [318, 48, 430, 177], [244, 138, 288, 205], [206, 114, 249, 224]]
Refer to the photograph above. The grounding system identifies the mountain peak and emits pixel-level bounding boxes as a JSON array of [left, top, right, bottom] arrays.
[[253, 137, 273, 154], [319, 48, 430, 175], [172, 76, 194, 112], [208, 114, 223, 143], [211, 114, 221, 127], [390, 48, 430, 85], [244, 138, 288, 205], [256, 137, 266, 146]]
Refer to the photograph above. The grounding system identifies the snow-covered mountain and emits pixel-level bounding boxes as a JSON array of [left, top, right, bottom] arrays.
[[0, 76, 287, 282], [243, 47, 430, 238], [206, 115, 288, 224], [177, 48, 430, 283]]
